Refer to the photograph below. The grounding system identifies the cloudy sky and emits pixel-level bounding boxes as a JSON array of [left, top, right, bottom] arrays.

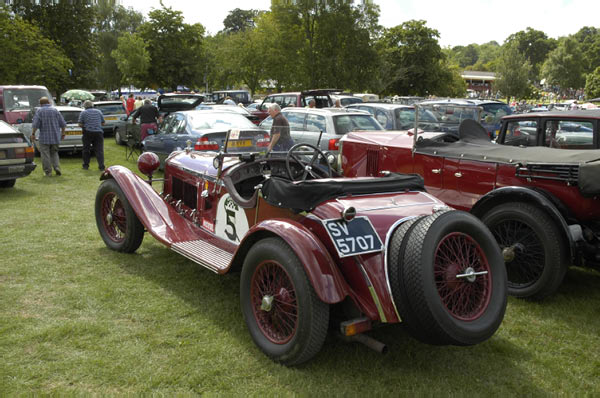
[[121, 0, 599, 47]]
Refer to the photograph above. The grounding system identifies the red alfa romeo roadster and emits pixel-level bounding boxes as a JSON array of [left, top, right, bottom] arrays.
[[95, 134, 507, 365]]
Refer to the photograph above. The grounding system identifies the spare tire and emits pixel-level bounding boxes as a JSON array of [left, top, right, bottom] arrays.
[[388, 210, 507, 346]]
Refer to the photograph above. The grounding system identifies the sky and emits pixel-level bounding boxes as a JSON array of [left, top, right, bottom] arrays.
[[120, 0, 600, 47]]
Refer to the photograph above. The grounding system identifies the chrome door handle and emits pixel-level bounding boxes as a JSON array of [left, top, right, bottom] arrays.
[[454, 172, 462, 178], [431, 169, 441, 174]]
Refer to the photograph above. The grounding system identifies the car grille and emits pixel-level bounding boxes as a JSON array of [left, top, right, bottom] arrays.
[[172, 177, 197, 209], [366, 148, 379, 176], [515, 163, 579, 184]]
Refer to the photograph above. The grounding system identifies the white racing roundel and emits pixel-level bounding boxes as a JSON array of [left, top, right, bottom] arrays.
[[215, 193, 249, 244]]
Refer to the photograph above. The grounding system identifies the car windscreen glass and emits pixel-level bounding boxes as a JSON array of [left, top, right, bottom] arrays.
[[394, 108, 437, 129], [259, 116, 273, 130], [418, 105, 479, 132], [95, 104, 125, 115], [3, 88, 53, 110], [481, 103, 512, 124], [333, 114, 383, 134], [188, 112, 256, 130], [60, 111, 81, 124], [340, 97, 362, 106]]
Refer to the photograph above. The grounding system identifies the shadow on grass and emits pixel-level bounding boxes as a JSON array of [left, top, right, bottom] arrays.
[[102, 241, 543, 394]]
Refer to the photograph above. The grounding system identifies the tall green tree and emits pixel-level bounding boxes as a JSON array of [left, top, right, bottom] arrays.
[[96, 3, 144, 91], [573, 26, 600, 76], [584, 67, 600, 99], [111, 33, 150, 90], [138, 6, 206, 91], [377, 20, 448, 96], [541, 38, 585, 93], [222, 8, 260, 33], [11, 0, 98, 90], [495, 42, 532, 99], [505, 28, 556, 82], [0, 8, 72, 94]]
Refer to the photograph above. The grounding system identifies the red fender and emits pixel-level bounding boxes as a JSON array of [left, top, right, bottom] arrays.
[[100, 166, 205, 247], [237, 219, 350, 304]]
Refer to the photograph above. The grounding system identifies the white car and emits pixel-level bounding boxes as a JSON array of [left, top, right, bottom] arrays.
[[17, 105, 83, 153]]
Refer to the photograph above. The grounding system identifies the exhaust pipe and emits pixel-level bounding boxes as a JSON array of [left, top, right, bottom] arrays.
[[341, 333, 388, 354]]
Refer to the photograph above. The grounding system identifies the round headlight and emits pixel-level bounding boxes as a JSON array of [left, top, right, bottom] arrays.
[[137, 152, 160, 176], [213, 155, 222, 169]]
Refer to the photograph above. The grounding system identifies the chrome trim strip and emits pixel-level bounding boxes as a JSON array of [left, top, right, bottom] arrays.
[[383, 215, 419, 322], [0, 158, 26, 165], [354, 258, 387, 323], [0, 143, 29, 148]]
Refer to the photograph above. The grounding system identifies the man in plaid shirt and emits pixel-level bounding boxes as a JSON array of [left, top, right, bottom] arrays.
[[31, 97, 66, 176]]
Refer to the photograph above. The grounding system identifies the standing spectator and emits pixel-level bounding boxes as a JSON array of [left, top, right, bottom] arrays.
[[31, 97, 66, 177], [130, 99, 161, 141], [126, 94, 135, 115], [334, 98, 342, 108], [266, 103, 293, 154], [223, 96, 236, 106], [78, 100, 106, 171], [134, 96, 143, 109], [119, 95, 126, 110]]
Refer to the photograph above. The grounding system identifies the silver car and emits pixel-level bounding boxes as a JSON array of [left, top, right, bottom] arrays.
[[17, 105, 84, 153], [258, 107, 384, 165], [92, 101, 127, 142]]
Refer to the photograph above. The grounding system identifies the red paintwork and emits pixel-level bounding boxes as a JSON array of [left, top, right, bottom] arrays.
[[341, 131, 600, 222], [105, 149, 447, 325], [137, 152, 160, 176]]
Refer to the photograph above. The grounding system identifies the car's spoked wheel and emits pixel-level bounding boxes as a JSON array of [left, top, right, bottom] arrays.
[[489, 219, 544, 291], [100, 192, 127, 243], [95, 179, 144, 253], [481, 202, 567, 300], [434, 232, 492, 321], [250, 260, 298, 344], [241, 237, 328, 366], [388, 211, 507, 346]]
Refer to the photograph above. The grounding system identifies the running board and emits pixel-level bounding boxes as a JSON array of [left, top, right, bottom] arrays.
[[171, 240, 233, 273]]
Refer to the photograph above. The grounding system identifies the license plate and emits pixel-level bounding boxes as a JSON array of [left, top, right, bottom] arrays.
[[9, 165, 25, 173], [0, 150, 5, 159], [227, 139, 252, 148], [105, 116, 117, 121], [322, 216, 383, 258], [66, 130, 81, 136]]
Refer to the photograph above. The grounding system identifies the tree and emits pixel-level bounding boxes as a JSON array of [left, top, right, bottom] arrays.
[[0, 8, 72, 94], [573, 26, 600, 76], [584, 67, 600, 99], [377, 20, 448, 96], [505, 28, 556, 82], [96, 4, 144, 91], [111, 33, 150, 90], [222, 8, 260, 33], [541, 38, 585, 93], [495, 42, 532, 99], [138, 6, 206, 91], [11, 0, 99, 90]]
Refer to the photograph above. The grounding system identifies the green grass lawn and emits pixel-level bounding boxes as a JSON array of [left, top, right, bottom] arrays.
[[1, 140, 599, 394]]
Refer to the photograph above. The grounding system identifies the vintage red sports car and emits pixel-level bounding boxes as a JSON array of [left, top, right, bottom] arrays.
[[94, 136, 507, 365], [340, 117, 600, 300]]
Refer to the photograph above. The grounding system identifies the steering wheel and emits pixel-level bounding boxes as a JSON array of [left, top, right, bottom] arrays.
[[285, 143, 332, 181]]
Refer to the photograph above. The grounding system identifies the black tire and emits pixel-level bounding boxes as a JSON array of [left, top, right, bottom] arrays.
[[389, 211, 507, 346], [95, 179, 144, 253], [0, 179, 16, 188], [114, 128, 124, 145], [240, 237, 329, 366], [481, 202, 567, 299]]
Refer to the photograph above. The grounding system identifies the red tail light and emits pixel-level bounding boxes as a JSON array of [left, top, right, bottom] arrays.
[[328, 138, 340, 151], [194, 137, 219, 151], [257, 133, 270, 148]]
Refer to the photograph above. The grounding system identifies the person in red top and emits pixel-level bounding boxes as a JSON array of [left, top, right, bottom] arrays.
[[126, 94, 135, 115]]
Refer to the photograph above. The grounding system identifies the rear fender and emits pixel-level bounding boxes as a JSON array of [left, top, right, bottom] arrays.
[[233, 219, 349, 304], [471, 186, 576, 258]]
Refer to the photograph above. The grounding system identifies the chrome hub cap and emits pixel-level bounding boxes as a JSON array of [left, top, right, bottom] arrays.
[[260, 295, 274, 312], [105, 212, 113, 225], [456, 266, 489, 283]]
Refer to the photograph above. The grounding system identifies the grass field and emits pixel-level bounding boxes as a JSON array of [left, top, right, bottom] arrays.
[[1, 139, 599, 394]]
